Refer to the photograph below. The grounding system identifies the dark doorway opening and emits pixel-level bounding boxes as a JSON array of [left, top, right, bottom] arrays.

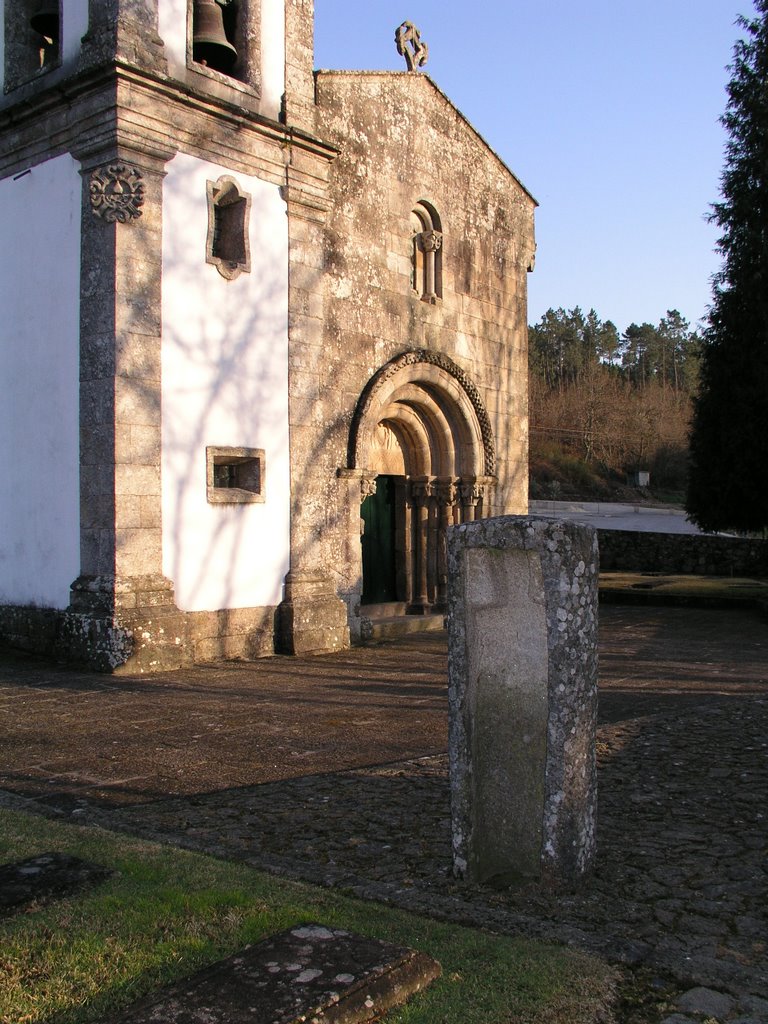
[[361, 474, 397, 604]]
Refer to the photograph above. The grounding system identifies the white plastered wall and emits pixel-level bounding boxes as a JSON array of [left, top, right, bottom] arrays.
[[260, 0, 285, 119], [0, 154, 81, 608], [161, 152, 290, 611]]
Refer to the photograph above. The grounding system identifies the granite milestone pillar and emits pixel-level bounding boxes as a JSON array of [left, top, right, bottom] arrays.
[[447, 516, 599, 889]]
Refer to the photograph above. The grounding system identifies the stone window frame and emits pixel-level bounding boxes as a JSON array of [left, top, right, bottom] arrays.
[[187, 0, 261, 96], [206, 446, 265, 504], [411, 200, 443, 304], [205, 175, 252, 280], [3, 0, 61, 94]]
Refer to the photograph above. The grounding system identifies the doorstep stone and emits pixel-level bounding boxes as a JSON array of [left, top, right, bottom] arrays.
[[0, 852, 113, 914], [109, 923, 442, 1023]]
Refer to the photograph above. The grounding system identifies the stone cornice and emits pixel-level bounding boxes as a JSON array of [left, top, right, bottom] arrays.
[[0, 62, 338, 181]]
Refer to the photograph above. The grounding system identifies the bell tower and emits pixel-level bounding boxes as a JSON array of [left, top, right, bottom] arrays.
[[0, 0, 347, 669]]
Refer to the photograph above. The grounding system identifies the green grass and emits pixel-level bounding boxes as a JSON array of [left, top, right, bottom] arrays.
[[0, 809, 616, 1024], [600, 572, 768, 602]]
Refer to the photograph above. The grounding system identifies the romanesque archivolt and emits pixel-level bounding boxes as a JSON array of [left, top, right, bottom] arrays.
[[395, 22, 428, 72], [349, 349, 496, 476], [89, 164, 144, 223]]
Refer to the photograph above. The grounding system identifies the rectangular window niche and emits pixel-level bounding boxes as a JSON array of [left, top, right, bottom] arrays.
[[207, 446, 265, 504]]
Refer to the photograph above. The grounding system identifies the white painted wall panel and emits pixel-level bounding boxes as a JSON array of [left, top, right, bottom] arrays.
[[261, 0, 285, 120], [162, 152, 290, 611], [0, 154, 81, 608], [157, 0, 187, 69]]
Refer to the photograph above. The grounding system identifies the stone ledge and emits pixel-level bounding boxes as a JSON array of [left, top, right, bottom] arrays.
[[106, 924, 441, 1024]]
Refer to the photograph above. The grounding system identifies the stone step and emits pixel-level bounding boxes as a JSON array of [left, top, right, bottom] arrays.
[[366, 614, 446, 640], [108, 924, 441, 1024]]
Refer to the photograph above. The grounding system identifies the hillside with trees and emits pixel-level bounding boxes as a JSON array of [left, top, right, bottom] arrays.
[[529, 307, 701, 502]]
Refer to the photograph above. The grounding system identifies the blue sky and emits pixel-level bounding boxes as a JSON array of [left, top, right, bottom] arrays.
[[314, 1, 752, 334]]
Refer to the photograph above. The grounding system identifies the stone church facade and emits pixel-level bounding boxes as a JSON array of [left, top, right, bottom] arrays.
[[0, 0, 536, 671]]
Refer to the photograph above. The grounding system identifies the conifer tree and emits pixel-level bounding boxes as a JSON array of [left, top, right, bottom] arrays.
[[686, 1, 768, 533]]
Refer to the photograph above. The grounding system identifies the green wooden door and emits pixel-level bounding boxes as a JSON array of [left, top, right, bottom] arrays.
[[361, 474, 397, 604]]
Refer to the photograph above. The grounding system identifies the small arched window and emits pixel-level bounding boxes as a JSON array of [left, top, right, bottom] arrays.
[[411, 201, 443, 303], [206, 176, 251, 280]]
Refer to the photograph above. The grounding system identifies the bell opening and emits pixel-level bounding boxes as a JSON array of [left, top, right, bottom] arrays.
[[193, 0, 239, 76]]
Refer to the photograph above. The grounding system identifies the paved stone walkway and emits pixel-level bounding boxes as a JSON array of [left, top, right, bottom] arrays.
[[1, 605, 766, 1023]]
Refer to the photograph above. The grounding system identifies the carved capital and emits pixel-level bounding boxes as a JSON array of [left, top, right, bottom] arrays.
[[459, 481, 484, 506], [89, 164, 144, 223], [435, 480, 458, 507], [360, 473, 378, 500], [410, 479, 434, 505], [420, 229, 443, 253]]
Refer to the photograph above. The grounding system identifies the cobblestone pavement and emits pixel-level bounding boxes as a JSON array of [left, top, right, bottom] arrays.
[[1, 606, 766, 1023]]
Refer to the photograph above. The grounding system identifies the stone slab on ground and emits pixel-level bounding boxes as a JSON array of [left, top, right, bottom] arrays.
[[107, 923, 441, 1024], [0, 852, 113, 914]]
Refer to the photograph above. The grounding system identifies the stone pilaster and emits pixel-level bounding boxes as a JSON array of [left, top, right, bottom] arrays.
[[64, 139, 186, 673], [284, 0, 316, 132], [279, 146, 349, 656], [79, 0, 167, 74]]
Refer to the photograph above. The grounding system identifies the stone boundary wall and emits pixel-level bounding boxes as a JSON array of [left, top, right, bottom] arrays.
[[598, 530, 768, 576]]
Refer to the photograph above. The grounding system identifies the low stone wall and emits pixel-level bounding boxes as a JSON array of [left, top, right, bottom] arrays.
[[0, 603, 277, 671], [598, 530, 768, 576]]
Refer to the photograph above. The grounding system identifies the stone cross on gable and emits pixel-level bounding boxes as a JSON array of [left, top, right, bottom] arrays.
[[395, 21, 428, 71]]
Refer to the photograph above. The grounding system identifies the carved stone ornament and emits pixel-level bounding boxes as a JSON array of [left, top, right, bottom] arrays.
[[349, 350, 496, 475], [90, 164, 145, 223], [420, 229, 443, 253], [360, 473, 378, 500], [395, 21, 428, 72]]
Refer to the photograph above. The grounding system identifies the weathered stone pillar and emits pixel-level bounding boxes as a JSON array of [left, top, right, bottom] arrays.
[[447, 516, 599, 889], [63, 139, 185, 673], [79, 0, 167, 74]]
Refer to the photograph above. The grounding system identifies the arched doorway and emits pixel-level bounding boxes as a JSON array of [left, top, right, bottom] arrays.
[[348, 350, 495, 614]]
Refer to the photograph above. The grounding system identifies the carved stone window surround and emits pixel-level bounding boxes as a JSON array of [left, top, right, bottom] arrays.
[[411, 201, 443, 303], [206, 175, 251, 280], [206, 446, 265, 503]]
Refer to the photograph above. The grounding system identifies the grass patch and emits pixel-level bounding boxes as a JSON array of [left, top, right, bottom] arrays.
[[0, 809, 616, 1024], [601, 573, 768, 602]]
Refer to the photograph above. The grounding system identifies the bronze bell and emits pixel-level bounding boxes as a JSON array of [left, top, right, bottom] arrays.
[[30, 0, 59, 41], [193, 0, 237, 72]]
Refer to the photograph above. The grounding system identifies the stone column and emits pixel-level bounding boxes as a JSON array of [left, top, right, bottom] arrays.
[[434, 478, 457, 609], [447, 516, 599, 889], [63, 139, 187, 673], [458, 478, 483, 523], [409, 477, 432, 613], [335, 468, 376, 642], [419, 229, 442, 304]]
